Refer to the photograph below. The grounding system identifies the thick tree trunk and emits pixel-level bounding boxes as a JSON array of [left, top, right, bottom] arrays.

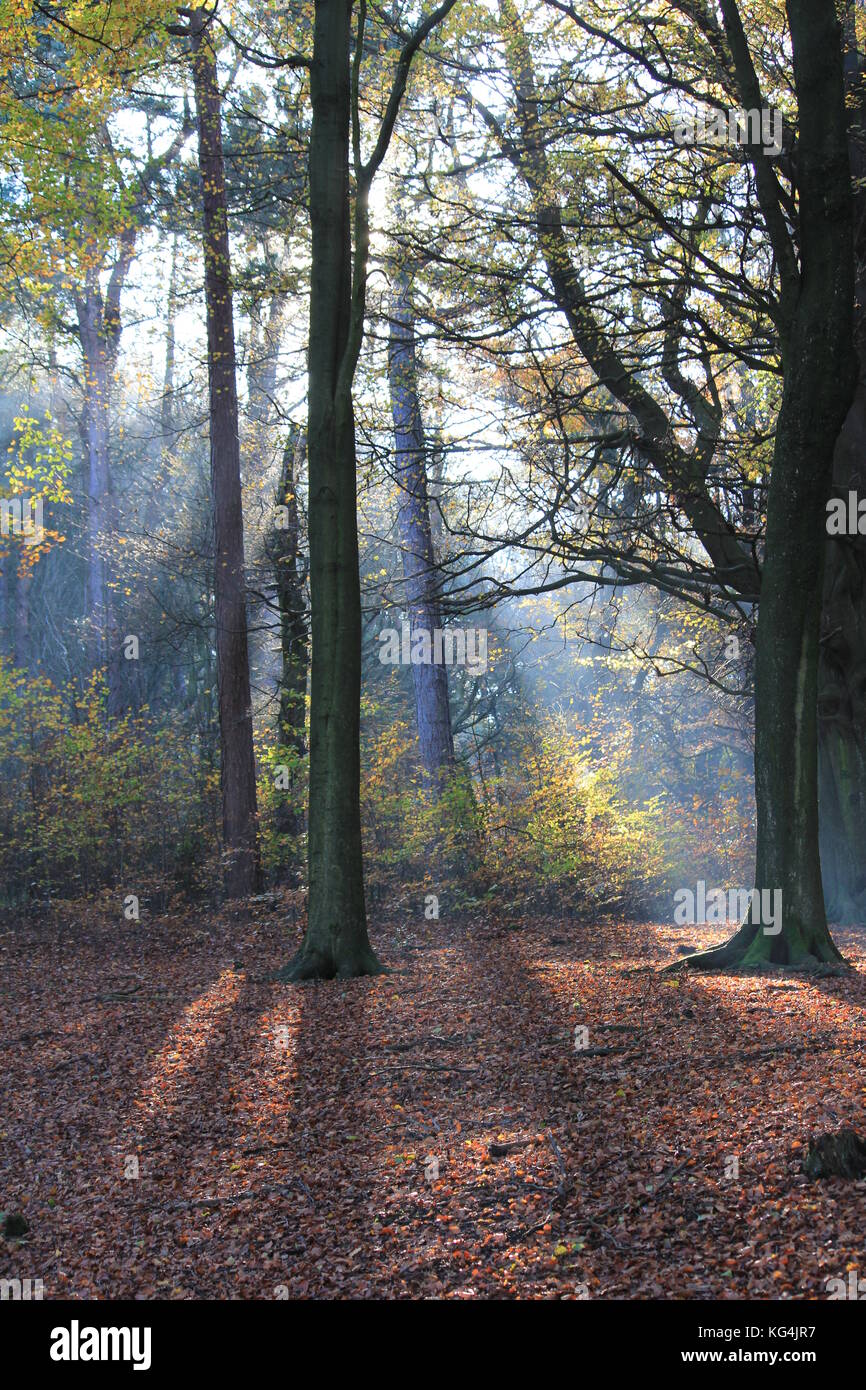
[[820, 377, 866, 923], [268, 425, 308, 840], [679, 0, 856, 970], [388, 267, 455, 782], [190, 8, 260, 898], [817, 15, 866, 925], [279, 0, 381, 979]]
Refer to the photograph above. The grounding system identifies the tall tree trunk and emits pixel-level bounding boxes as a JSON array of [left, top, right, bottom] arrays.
[[76, 281, 113, 669], [388, 267, 455, 781], [680, 0, 857, 969], [821, 348, 866, 925], [267, 425, 309, 840], [818, 9, 866, 925], [190, 7, 260, 898], [247, 286, 288, 426], [74, 206, 137, 708], [161, 231, 179, 441], [278, 0, 456, 978], [280, 0, 380, 980], [76, 287, 129, 715], [819, 511, 866, 922]]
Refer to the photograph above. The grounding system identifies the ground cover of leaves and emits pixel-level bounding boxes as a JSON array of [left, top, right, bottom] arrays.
[[2, 901, 865, 1299]]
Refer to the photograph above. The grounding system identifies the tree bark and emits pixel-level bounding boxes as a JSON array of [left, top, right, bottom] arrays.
[[278, 0, 456, 978], [267, 425, 309, 840], [818, 9, 866, 925], [279, 0, 381, 979], [821, 368, 866, 924], [819, 516, 866, 923], [190, 7, 260, 898]]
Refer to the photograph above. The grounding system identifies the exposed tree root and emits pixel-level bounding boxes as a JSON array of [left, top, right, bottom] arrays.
[[661, 918, 848, 975], [275, 940, 386, 983]]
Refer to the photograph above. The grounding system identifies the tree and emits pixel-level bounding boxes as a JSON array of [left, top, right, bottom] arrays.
[[0, 7, 192, 684], [429, 0, 856, 967], [388, 262, 455, 782], [173, 5, 260, 896], [692, 0, 856, 967], [279, 0, 458, 981], [818, 2, 866, 924]]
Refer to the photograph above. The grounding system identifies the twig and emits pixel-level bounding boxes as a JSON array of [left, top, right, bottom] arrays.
[[166, 1183, 301, 1211], [372, 1062, 481, 1075], [547, 1128, 571, 1193], [83, 984, 145, 1003], [635, 1037, 859, 1079], [576, 1046, 638, 1058], [0, 1029, 52, 1048]]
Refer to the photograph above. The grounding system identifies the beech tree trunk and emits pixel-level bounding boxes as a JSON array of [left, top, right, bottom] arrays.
[[821, 371, 866, 924], [278, 0, 455, 978], [279, 0, 380, 979], [680, 0, 857, 969], [818, 11, 866, 925], [388, 267, 455, 782], [190, 8, 260, 898], [267, 425, 308, 840]]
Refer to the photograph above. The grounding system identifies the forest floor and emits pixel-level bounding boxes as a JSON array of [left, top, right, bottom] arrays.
[[2, 897, 866, 1299]]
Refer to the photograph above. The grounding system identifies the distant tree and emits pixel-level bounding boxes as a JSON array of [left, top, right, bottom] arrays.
[[387, 262, 455, 783], [170, 5, 260, 896]]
